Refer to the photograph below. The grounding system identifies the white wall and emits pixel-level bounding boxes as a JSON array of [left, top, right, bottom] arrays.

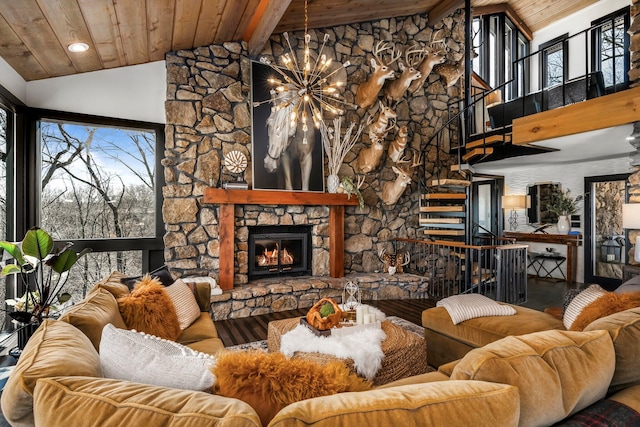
[[529, 0, 631, 92], [476, 145, 633, 284], [25, 61, 167, 124], [0, 57, 27, 104]]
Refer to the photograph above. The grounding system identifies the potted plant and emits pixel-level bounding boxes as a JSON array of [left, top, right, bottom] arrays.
[[547, 188, 583, 233], [0, 227, 91, 345]]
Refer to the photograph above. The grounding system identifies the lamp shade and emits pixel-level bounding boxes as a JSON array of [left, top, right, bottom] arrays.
[[623, 203, 640, 229], [502, 195, 527, 210]]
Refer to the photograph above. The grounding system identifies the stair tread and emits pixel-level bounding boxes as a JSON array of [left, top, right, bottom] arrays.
[[465, 133, 512, 149], [462, 147, 494, 162], [420, 206, 465, 212], [422, 193, 467, 200], [423, 229, 466, 236], [427, 178, 471, 187]]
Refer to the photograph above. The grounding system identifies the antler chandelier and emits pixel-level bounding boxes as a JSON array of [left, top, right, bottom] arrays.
[[255, 0, 353, 143]]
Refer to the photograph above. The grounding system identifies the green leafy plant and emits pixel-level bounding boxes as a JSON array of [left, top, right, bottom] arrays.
[[340, 176, 365, 209], [0, 227, 91, 324], [547, 188, 584, 216]]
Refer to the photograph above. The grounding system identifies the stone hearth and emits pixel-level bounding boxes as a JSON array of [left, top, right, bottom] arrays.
[[210, 273, 429, 320]]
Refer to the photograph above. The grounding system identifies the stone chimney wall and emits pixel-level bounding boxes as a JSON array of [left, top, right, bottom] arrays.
[[162, 12, 465, 285], [630, 0, 640, 87]]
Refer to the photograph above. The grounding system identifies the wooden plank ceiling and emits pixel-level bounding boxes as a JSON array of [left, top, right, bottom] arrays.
[[0, 0, 597, 82]]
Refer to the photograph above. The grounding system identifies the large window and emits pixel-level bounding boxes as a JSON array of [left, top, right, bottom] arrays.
[[592, 7, 630, 91], [33, 114, 165, 301], [472, 14, 530, 100], [540, 35, 568, 88]]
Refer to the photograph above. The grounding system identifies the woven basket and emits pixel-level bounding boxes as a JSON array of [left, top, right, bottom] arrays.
[[306, 298, 342, 330]]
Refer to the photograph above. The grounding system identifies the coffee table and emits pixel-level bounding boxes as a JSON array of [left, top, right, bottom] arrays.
[[267, 317, 428, 386]]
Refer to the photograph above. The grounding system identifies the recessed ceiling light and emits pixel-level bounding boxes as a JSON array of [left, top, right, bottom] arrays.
[[68, 42, 89, 53]]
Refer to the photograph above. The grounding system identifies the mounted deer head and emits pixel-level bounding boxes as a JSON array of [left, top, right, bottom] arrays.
[[355, 41, 401, 109], [368, 101, 397, 141], [409, 31, 447, 94], [383, 45, 423, 103], [433, 49, 478, 88], [379, 248, 411, 275], [380, 151, 422, 205], [388, 125, 409, 163], [356, 133, 385, 174]]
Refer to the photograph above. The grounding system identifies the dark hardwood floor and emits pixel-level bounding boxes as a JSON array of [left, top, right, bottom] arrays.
[[215, 298, 435, 346], [214, 277, 580, 347]]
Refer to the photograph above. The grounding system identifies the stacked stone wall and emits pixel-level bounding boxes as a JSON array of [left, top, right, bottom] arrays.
[[163, 12, 465, 286]]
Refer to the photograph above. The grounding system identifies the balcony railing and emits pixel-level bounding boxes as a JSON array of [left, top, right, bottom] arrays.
[[396, 238, 528, 305]]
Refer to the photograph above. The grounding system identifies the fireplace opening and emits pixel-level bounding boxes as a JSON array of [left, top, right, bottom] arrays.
[[248, 225, 312, 278]]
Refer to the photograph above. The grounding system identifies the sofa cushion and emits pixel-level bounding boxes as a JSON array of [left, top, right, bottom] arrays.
[[120, 264, 175, 289], [436, 294, 516, 325], [117, 275, 181, 341], [90, 271, 129, 298], [563, 284, 607, 329], [214, 350, 371, 426], [163, 278, 201, 330], [609, 384, 640, 414], [450, 329, 615, 427], [33, 376, 261, 427], [422, 304, 564, 348], [1, 320, 101, 427], [615, 274, 640, 294], [100, 324, 216, 391], [570, 292, 640, 331], [268, 381, 520, 427], [59, 287, 127, 351], [584, 306, 640, 392]]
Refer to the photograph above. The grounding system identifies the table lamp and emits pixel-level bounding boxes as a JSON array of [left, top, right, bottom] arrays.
[[502, 194, 527, 231], [623, 203, 640, 263]]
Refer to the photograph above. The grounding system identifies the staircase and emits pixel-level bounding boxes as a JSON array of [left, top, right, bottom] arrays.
[[419, 178, 470, 240]]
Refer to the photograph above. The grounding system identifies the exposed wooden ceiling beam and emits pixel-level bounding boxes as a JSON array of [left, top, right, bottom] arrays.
[[248, 0, 292, 57], [474, 3, 533, 41], [428, 0, 464, 26]]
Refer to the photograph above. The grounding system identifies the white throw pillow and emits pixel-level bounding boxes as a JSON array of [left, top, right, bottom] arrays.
[[164, 278, 202, 329], [563, 284, 608, 330], [100, 324, 216, 391], [436, 294, 516, 325]]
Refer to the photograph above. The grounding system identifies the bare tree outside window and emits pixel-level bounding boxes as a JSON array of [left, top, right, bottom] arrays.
[[544, 43, 564, 88], [599, 17, 626, 88], [40, 121, 156, 301]]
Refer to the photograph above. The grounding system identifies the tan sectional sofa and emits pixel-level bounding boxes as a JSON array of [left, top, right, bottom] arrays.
[[2, 271, 640, 426]]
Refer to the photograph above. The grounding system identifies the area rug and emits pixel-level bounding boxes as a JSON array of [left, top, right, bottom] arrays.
[[227, 316, 424, 353]]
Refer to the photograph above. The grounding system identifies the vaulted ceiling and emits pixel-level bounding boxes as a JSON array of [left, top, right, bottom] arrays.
[[0, 0, 597, 82]]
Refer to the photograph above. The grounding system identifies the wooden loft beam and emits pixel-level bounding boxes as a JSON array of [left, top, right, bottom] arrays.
[[512, 86, 640, 145], [247, 0, 292, 57], [473, 4, 533, 41], [428, 0, 463, 26]]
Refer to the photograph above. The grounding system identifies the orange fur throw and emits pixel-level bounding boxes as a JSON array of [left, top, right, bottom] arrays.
[[213, 350, 371, 425], [570, 292, 640, 331], [117, 274, 181, 341]]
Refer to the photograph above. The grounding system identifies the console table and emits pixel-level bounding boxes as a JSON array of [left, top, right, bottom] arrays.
[[503, 232, 582, 285], [204, 189, 358, 290]]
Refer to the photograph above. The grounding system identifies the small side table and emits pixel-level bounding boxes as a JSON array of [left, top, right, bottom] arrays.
[[531, 254, 567, 282]]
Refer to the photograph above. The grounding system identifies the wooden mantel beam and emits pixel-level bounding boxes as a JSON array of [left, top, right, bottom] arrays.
[[512, 87, 640, 145], [247, 0, 292, 57]]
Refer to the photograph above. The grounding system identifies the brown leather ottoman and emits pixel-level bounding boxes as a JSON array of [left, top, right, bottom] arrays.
[[268, 317, 429, 386], [422, 304, 565, 367]]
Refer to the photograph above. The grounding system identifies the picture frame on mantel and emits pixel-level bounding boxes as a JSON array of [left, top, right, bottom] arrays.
[[251, 60, 324, 192]]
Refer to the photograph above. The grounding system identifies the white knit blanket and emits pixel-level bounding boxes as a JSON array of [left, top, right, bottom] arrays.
[[280, 323, 387, 380], [437, 294, 516, 325]]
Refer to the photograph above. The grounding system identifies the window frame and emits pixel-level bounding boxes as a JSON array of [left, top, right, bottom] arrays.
[[590, 6, 630, 93], [25, 108, 166, 272], [539, 34, 569, 89]]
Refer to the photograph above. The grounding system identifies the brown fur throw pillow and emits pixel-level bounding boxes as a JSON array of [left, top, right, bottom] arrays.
[[117, 274, 181, 341], [213, 350, 371, 425], [570, 292, 640, 331]]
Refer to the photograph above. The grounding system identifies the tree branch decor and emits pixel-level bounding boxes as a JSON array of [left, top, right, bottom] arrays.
[[320, 117, 364, 177]]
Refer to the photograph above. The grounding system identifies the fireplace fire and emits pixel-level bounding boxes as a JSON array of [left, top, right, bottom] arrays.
[[248, 225, 312, 278]]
